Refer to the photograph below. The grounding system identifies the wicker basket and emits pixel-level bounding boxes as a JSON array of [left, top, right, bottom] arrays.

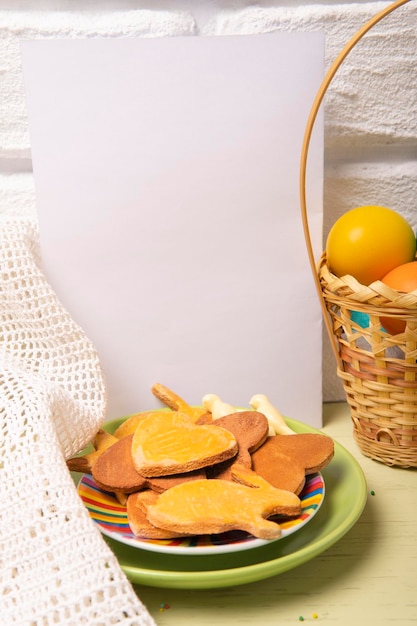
[[300, 0, 417, 468]]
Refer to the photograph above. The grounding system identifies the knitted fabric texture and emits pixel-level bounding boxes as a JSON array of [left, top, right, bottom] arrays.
[[0, 219, 156, 626]]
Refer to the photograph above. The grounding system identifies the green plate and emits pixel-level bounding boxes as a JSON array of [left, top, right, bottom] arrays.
[[73, 414, 367, 589]]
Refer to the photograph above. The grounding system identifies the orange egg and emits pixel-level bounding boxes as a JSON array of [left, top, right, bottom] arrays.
[[325, 206, 416, 285], [381, 261, 417, 334]]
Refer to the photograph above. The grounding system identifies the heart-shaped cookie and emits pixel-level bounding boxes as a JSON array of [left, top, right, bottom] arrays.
[[207, 411, 269, 480], [92, 434, 206, 494], [131, 411, 238, 477]]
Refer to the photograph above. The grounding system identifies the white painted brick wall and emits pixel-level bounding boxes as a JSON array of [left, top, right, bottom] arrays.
[[1, 0, 416, 402]]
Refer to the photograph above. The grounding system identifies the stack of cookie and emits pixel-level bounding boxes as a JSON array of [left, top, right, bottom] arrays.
[[68, 384, 334, 541]]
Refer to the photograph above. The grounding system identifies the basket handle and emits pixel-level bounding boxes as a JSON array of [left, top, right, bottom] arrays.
[[299, 0, 411, 368]]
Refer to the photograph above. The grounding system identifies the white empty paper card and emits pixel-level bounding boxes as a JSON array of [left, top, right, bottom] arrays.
[[21, 33, 324, 426]]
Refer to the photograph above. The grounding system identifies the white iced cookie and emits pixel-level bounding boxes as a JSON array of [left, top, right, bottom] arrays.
[[202, 394, 237, 419], [250, 394, 295, 436]]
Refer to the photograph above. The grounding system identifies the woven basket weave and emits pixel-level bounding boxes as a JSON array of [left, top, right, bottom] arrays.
[[300, 0, 417, 468]]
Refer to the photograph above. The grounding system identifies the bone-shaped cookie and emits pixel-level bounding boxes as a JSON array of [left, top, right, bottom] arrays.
[[250, 394, 296, 436], [152, 382, 210, 421], [202, 393, 236, 419], [203, 393, 295, 436]]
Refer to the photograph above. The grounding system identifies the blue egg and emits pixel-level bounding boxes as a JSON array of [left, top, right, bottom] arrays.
[[350, 311, 370, 328]]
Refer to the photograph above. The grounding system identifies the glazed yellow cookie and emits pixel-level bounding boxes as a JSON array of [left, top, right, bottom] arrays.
[[146, 465, 301, 539], [131, 411, 238, 477]]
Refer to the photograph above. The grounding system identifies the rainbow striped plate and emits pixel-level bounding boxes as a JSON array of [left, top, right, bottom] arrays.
[[78, 472, 325, 555]]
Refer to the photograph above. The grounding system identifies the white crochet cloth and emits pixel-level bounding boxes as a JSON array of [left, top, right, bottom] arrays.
[[0, 219, 156, 626]]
